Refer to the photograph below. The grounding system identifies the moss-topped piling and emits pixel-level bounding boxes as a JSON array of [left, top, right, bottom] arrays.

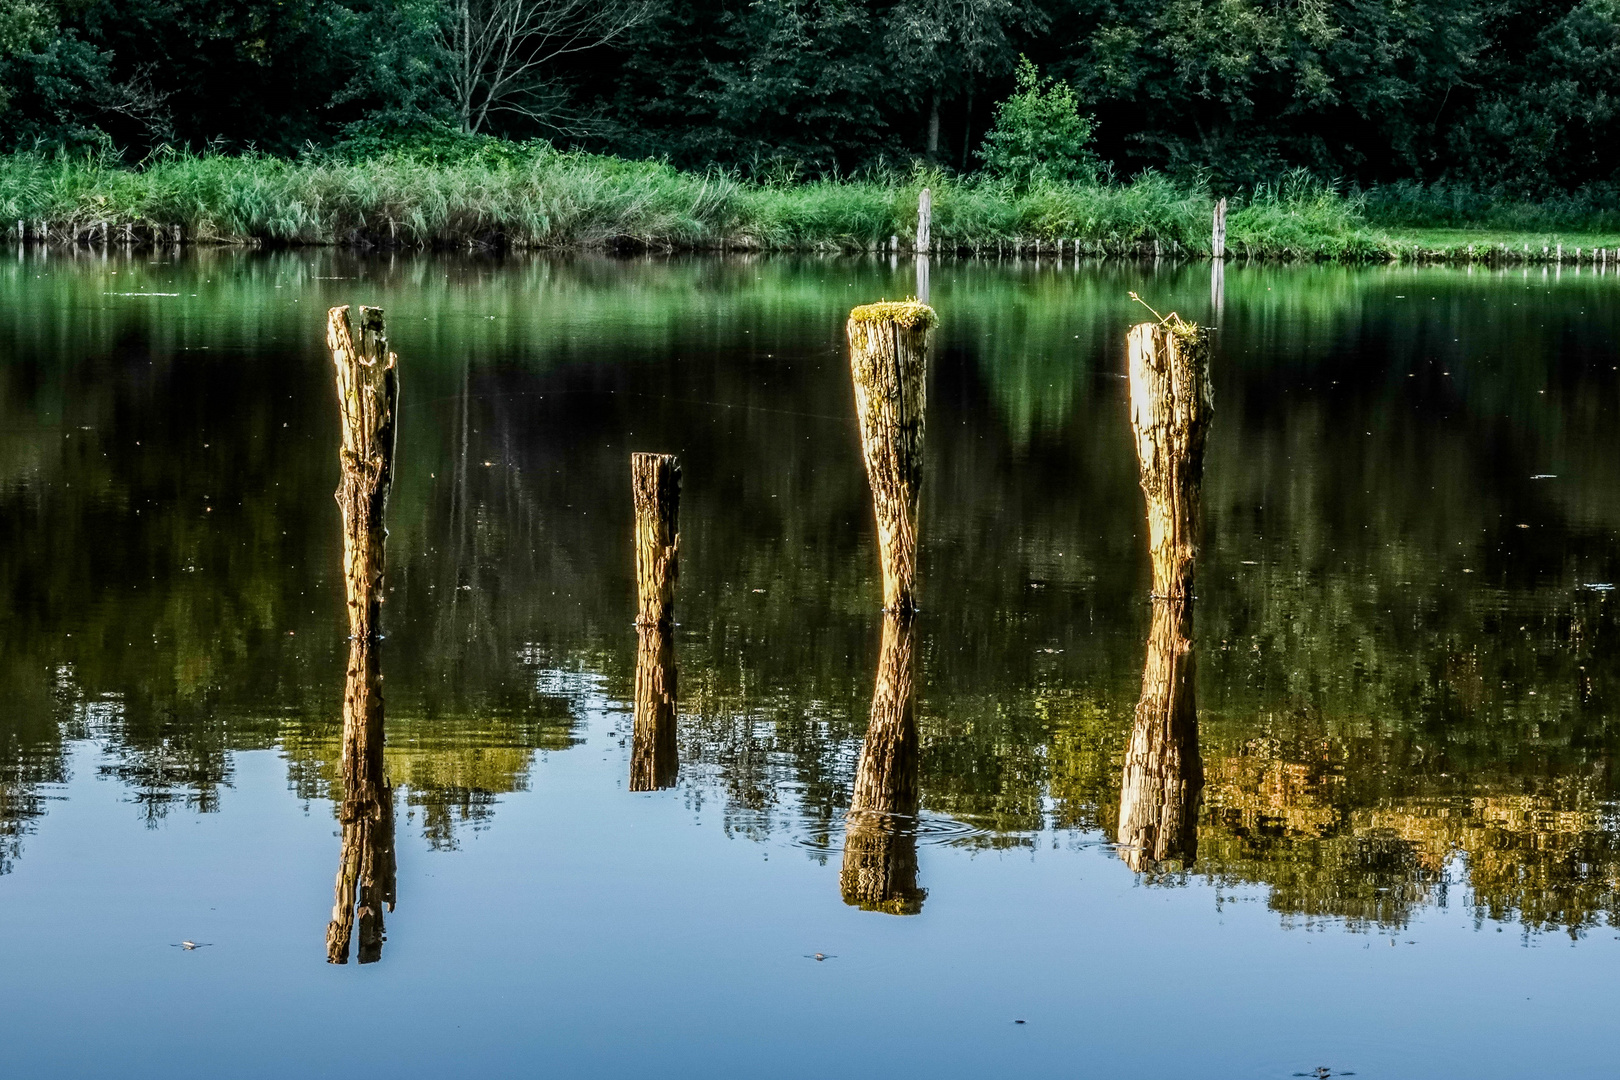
[[847, 300, 935, 614]]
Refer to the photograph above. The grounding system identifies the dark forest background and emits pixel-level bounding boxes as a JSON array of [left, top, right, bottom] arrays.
[[2, 0, 1618, 195]]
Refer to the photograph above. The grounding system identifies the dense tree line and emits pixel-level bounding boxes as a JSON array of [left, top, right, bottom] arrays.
[[2, 0, 1619, 195]]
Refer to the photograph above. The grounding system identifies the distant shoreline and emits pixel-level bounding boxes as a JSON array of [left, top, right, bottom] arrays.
[[5, 148, 1620, 266]]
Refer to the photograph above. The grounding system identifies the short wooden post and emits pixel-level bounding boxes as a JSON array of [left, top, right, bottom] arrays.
[[847, 302, 935, 614], [325, 304, 399, 965], [841, 612, 924, 914], [632, 453, 680, 627], [1127, 317, 1212, 602], [630, 623, 679, 791], [1211, 198, 1227, 260], [1117, 595, 1202, 873], [916, 188, 931, 255]]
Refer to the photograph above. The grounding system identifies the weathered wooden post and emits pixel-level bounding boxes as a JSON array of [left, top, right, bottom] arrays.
[[1127, 312, 1212, 602], [330, 306, 399, 648], [1117, 595, 1202, 874], [1211, 198, 1227, 260], [916, 187, 931, 255], [1116, 305, 1211, 875], [629, 451, 682, 792], [847, 302, 934, 615], [325, 304, 399, 965], [841, 612, 925, 914], [630, 622, 679, 791], [631, 452, 681, 627]]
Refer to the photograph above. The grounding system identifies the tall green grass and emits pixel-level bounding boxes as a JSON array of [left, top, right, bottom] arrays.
[[0, 145, 1616, 261]]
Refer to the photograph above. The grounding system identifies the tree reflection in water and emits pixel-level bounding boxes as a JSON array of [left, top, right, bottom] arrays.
[[4, 256, 1620, 935]]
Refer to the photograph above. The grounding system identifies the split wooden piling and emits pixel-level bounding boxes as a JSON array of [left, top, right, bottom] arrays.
[[1127, 316, 1212, 602], [325, 304, 399, 965], [329, 305, 399, 647], [630, 623, 679, 791], [1212, 198, 1227, 260], [847, 301, 935, 614], [916, 188, 931, 255], [841, 612, 925, 914], [1117, 308, 1210, 876], [631, 453, 681, 627]]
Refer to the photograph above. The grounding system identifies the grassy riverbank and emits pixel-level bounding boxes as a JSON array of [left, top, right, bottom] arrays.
[[3, 146, 1619, 263]]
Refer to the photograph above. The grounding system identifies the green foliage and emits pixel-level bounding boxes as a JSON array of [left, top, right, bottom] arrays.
[[1226, 169, 1387, 260], [976, 57, 1095, 187], [0, 0, 1617, 194], [6, 146, 1620, 260]]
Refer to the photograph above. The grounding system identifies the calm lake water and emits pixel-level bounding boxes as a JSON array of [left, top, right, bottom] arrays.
[[3, 249, 1619, 1078]]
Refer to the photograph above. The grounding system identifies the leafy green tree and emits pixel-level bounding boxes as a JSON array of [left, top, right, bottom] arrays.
[[882, 0, 1042, 163], [0, 1, 120, 151], [976, 55, 1096, 185], [607, 0, 896, 175]]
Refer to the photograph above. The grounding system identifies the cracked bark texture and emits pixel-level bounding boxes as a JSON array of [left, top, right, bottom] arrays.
[[847, 302, 933, 614], [632, 453, 680, 627]]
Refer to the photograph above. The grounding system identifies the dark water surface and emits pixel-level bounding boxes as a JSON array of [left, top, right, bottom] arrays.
[[3, 250, 1619, 1077]]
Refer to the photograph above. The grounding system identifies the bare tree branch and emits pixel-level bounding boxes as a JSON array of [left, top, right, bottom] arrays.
[[437, 0, 655, 136]]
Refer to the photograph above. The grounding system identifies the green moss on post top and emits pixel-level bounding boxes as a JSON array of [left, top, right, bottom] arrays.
[[849, 300, 938, 331]]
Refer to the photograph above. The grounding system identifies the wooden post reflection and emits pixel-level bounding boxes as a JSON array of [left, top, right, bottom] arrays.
[[1118, 314, 1211, 873], [325, 305, 398, 964], [841, 613, 925, 914], [327, 637, 396, 963], [1117, 597, 1201, 872], [630, 623, 679, 790]]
